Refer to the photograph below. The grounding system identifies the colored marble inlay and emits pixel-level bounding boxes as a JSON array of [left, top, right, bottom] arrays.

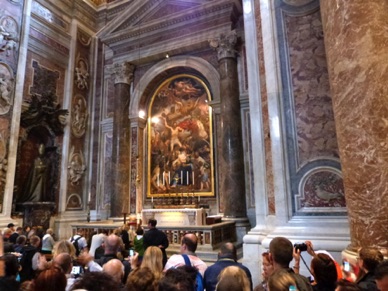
[[284, 10, 339, 165], [300, 170, 345, 208], [30, 60, 59, 97], [29, 28, 69, 56]]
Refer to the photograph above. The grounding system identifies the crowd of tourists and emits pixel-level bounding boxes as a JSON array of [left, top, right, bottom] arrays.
[[0, 220, 387, 291]]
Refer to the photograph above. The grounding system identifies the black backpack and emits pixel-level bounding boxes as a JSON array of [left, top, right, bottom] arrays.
[[71, 235, 82, 256]]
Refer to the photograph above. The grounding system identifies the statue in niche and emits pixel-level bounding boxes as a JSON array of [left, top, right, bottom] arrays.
[[21, 144, 49, 202], [68, 146, 86, 186], [75, 59, 89, 90]]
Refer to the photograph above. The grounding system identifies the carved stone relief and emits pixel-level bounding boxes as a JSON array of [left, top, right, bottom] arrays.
[[0, 15, 19, 58], [0, 62, 14, 114], [68, 146, 86, 186], [296, 167, 346, 212], [66, 193, 82, 210], [74, 58, 89, 90], [71, 94, 88, 137]]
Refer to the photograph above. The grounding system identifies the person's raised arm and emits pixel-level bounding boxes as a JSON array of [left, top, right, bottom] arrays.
[[293, 247, 301, 274]]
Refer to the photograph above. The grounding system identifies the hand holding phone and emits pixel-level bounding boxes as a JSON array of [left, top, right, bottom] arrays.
[[71, 266, 81, 277], [129, 249, 134, 257], [343, 261, 350, 272]]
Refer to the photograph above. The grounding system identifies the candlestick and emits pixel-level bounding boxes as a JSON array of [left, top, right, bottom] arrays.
[[192, 172, 194, 186], [163, 172, 165, 185], [151, 197, 154, 203], [169, 172, 171, 184], [181, 171, 183, 184], [187, 171, 189, 185]]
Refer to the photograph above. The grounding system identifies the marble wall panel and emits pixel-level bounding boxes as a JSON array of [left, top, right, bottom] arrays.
[[254, 0, 275, 214], [276, 1, 343, 214], [284, 10, 338, 165], [104, 74, 114, 119], [31, 1, 69, 32], [0, 2, 24, 209], [66, 27, 92, 210], [23, 52, 66, 103], [29, 28, 70, 57], [130, 127, 138, 213], [102, 132, 112, 210]]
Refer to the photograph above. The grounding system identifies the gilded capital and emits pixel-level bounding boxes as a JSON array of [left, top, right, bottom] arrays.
[[113, 62, 135, 85], [209, 30, 238, 60]]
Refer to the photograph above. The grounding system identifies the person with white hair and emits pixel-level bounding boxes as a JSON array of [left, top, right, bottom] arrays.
[[42, 228, 55, 254]]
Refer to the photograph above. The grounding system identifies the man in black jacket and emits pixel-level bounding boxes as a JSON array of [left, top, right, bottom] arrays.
[[143, 219, 169, 266], [19, 235, 40, 282]]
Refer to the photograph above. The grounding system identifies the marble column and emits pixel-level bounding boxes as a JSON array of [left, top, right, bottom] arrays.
[[210, 31, 247, 218], [320, 1, 388, 253], [111, 62, 135, 217]]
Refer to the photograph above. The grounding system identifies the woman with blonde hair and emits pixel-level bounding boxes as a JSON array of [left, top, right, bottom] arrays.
[[141, 246, 164, 281], [52, 240, 76, 259], [216, 266, 251, 291]]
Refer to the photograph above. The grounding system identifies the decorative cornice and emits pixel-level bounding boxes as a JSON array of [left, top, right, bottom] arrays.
[[100, 1, 237, 46]]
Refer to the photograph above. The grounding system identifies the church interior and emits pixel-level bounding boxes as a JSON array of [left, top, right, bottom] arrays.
[[0, 0, 386, 287]]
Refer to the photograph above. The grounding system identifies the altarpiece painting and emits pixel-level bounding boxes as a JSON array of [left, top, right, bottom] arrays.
[[147, 75, 214, 198]]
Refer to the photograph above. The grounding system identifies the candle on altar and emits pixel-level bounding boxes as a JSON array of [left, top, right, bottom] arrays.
[[151, 196, 154, 203], [187, 171, 189, 185], [163, 172, 165, 185], [181, 171, 183, 183], [192, 172, 194, 186], [157, 174, 159, 187], [169, 172, 171, 184], [88, 191, 91, 202]]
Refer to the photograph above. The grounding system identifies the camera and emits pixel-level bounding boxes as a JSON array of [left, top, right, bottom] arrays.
[[294, 243, 308, 252]]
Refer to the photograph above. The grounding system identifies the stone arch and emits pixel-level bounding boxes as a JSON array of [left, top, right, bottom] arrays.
[[130, 55, 219, 118]]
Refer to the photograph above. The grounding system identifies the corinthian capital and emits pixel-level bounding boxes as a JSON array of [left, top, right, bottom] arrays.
[[113, 62, 135, 85], [209, 30, 238, 60]]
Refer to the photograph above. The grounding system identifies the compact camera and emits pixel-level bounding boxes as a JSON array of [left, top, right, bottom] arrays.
[[294, 243, 308, 252]]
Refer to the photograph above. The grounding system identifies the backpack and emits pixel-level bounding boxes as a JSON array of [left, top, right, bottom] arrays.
[[182, 254, 204, 291], [71, 235, 82, 256]]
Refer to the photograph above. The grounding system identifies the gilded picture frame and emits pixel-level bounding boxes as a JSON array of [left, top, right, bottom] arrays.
[[147, 74, 214, 198]]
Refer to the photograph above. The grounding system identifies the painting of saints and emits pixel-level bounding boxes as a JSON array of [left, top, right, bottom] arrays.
[[148, 75, 213, 197]]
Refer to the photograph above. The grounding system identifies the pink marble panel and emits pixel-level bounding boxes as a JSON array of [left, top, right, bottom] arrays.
[[284, 11, 338, 165], [255, 0, 275, 214], [29, 28, 69, 56]]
